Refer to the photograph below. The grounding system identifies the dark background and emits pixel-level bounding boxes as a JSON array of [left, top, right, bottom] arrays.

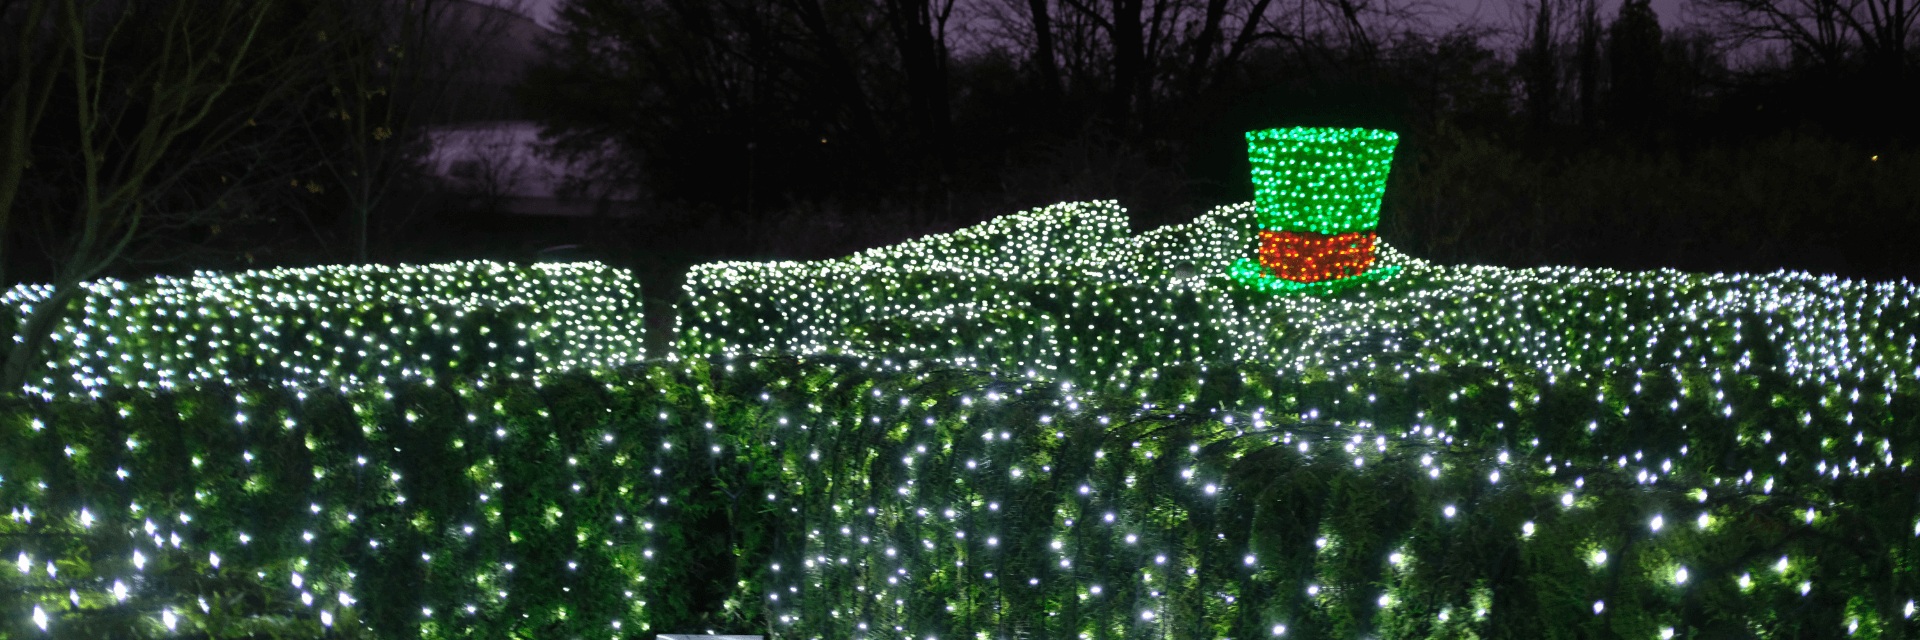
[[4, 0, 1916, 351]]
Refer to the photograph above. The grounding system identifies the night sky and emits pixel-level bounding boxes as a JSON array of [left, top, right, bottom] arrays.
[[487, 0, 1701, 46]]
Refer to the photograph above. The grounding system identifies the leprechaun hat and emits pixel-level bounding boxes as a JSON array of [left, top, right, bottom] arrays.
[[1228, 127, 1402, 294]]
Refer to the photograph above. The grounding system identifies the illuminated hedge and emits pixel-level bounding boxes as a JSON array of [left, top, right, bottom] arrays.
[[678, 201, 1919, 393], [3, 198, 1918, 640], [2, 261, 645, 398], [4, 357, 1918, 639]]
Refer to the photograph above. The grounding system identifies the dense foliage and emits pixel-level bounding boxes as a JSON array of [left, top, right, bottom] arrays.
[[3, 355, 1917, 639], [679, 201, 1918, 392], [4, 200, 1919, 638], [0, 261, 645, 399]]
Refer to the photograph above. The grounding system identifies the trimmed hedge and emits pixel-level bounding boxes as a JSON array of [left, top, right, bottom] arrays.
[[2, 262, 645, 398], [4, 356, 1916, 639], [677, 201, 1919, 394]]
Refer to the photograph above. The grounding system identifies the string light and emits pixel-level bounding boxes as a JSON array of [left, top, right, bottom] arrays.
[[1233, 127, 1403, 293], [5, 351, 1905, 639], [1, 177, 1914, 639], [2, 260, 645, 398]]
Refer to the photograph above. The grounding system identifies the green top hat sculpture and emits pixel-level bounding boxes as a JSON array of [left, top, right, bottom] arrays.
[[1228, 127, 1402, 294]]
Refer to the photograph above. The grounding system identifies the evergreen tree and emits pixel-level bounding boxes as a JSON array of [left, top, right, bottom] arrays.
[[1608, 0, 1663, 137]]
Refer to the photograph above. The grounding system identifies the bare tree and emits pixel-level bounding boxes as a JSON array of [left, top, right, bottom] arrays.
[[438, 123, 535, 214], [1051, 0, 1196, 128], [0, 0, 337, 392], [1027, 0, 1067, 99], [1517, 0, 1563, 132], [1575, 0, 1603, 130], [1185, 0, 1286, 94], [980, 0, 1443, 120], [1692, 0, 1915, 71], [883, 0, 960, 182], [524, 0, 960, 214], [1610, 0, 1664, 135], [297, 0, 536, 263]]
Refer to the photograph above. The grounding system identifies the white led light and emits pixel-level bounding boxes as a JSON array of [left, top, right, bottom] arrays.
[[10, 204, 1917, 640]]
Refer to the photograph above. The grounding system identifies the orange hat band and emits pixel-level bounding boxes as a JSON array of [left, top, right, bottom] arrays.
[[1257, 230, 1379, 283]]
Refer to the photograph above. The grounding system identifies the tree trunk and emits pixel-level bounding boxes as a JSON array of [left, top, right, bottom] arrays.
[[884, 0, 955, 176], [1524, 0, 1559, 135], [1609, 0, 1663, 139], [1576, 0, 1601, 133], [1, 0, 63, 295], [1214, 0, 1275, 87], [1027, 0, 1062, 102], [0, 282, 80, 394], [1109, 0, 1143, 131], [789, 0, 883, 149], [1186, 0, 1230, 97]]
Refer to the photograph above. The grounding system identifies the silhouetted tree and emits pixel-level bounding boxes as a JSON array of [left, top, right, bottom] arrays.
[[297, 0, 536, 262], [1609, 0, 1664, 137], [1575, 0, 1604, 131], [882, 0, 960, 210], [0, 0, 336, 391], [1026, 0, 1065, 103], [1518, 0, 1561, 134], [1694, 0, 1915, 74]]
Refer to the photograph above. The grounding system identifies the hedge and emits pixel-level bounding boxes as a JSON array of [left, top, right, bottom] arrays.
[[1, 262, 645, 399], [677, 201, 1918, 394], [4, 355, 1916, 639]]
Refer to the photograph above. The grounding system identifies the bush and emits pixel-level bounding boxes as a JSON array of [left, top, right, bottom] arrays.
[[679, 200, 1919, 394], [3, 356, 1916, 639], [7, 198, 1920, 639], [1, 261, 645, 398]]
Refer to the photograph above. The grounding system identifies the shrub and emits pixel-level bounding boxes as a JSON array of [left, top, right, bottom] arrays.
[[1, 261, 645, 398], [4, 356, 1916, 639]]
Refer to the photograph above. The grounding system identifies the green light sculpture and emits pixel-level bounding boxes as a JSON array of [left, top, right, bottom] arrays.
[[1229, 126, 1401, 294]]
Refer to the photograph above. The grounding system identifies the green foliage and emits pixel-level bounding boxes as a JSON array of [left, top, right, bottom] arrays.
[[0, 261, 644, 398], [680, 200, 1918, 395], [3, 354, 1917, 639], [5, 195, 1919, 639]]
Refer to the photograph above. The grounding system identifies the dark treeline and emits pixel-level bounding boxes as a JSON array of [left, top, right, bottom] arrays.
[[519, 0, 1919, 279], [0, 0, 572, 287], [1, 0, 1916, 298]]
